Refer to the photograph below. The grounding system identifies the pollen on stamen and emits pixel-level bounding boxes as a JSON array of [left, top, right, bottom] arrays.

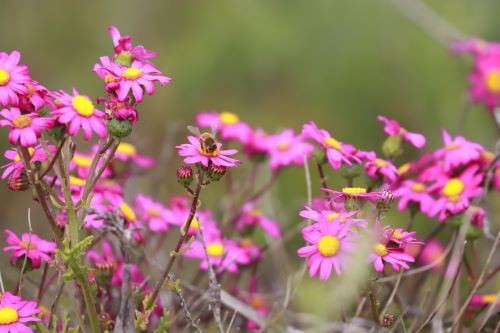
[[317, 235, 340, 257], [0, 68, 10, 86], [0, 307, 19, 325], [443, 178, 464, 198], [72, 96, 95, 117], [12, 115, 32, 129], [374, 243, 388, 257], [324, 137, 342, 151], [207, 243, 224, 257], [342, 187, 367, 195]]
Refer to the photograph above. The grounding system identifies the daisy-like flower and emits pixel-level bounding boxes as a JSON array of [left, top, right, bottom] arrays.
[[392, 179, 435, 216], [383, 227, 421, 247], [176, 135, 240, 167], [0, 51, 31, 107], [0, 108, 54, 147], [236, 203, 281, 238], [134, 194, 171, 233], [1, 144, 54, 179], [322, 187, 384, 204], [435, 129, 484, 172], [196, 111, 253, 144], [112, 142, 155, 168], [302, 121, 360, 169], [369, 234, 415, 272], [297, 216, 355, 280], [98, 60, 171, 103], [428, 165, 483, 221], [469, 294, 499, 309], [18, 80, 50, 113], [365, 156, 398, 183], [377, 115, 426, 148], [242, 128, 270, 158], [3, 229, 56, 269], [51, 89, 107, 140], [164, 200, 219, 237], [301, 209, 367, 235], [108, 25, 157, 64], [267, 129, 314, 171], [0, 291, 41, 333], [418, 240, 445, 271]]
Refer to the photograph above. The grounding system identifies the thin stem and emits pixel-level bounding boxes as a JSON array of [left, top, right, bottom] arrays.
[[367, 281, 381, 325], [36, 262, 49, 303], [145, 170, 205, 311], [40, 136, 67, 178]]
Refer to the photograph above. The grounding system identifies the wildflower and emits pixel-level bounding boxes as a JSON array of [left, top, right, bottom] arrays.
[[196, 111, 253, 144], [377, 115, 426, 148], [51, 89, 107, 140], [176, 165, 193, 186], [369, 241, 415, 272], [113, 142, 155, 168], [0, 292, 41, 333], [267, 129, 314, 171], [297, 216, 355, 280], [418, 240, 445, 271], [300, 209, 367, 235], [87, 242, 118, 273], [2, 144, 55, 179], [383, 226, 421, 247], [108, 25, 157, 64], [429, 165, 483, 221], [0, 51, 31, 107], [134, 194, 171, 233], [435, 129, 484, 172], [176, 135, 239, 167], [0, 108, 54, 147], [236, 203, 281, 238], [392, 179, 435, 216], [365, 156, 399, 183], [3, 229, 56, 269], [302, 121, 360, 169], [242, 128, 270, 158], [322, 187, 384, 204], [18, 80, 50, 113], [469, 294, 499, 308]]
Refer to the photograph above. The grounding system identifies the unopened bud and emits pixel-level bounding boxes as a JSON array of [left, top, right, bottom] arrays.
[[107, 118, 132, 138], [376, 189, 394, 213], [209, 164, 227, 182], [382, 314, 397, 328], [382, 135, 403, 159], [115, 52, 132, 67], [177, 166, 193, 186], [8, 171, 29, 192]]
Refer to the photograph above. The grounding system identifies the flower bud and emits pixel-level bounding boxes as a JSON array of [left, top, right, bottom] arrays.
[[8, 171, 29, 192], [177, 165, 193, 186], [382, 135, 403, 159], [115, 52, 132, 67], [209, 164, 227, 182], [107, 118, 132, 138], [382, 314, 397, 328]]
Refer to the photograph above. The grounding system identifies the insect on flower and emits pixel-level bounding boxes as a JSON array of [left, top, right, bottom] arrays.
[[187, 122, 220, 156]]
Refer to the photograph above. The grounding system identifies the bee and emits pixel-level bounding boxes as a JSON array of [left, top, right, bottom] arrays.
[[188, 123, 219, 155]]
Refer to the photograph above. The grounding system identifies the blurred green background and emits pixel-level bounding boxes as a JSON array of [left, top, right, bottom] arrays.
[[0, 0, 499, 310]]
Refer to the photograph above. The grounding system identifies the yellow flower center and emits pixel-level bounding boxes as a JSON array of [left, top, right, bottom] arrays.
[[20, 240, 36, 250], [276, 142, 290, 151], [392, 231, 403, 240], [69, 176, 86, 187], [71, 96, 94, 117], [147, 208, 161, 217], [122, 68, 143, 80], [207, 243, 224, 257], [411, 182, 426, 193], [486, 70, 500, 93], [190, 217, 200, 229], [482, 294, 497, 304], [120, 202, 136, 221], [219, 112, 239, 125], [374, 243, 388, 257], [0, 69, 10, 86], [198, 146, 220, 157], [12, 115, 32, 129], [327, 213, 339, 221], [443, 178, 464, 198], [117, 142, 137, 156], [373, 159, 388, 168], [14, 148, 34, 162], [398, 163, 410, 175], [0, 307, 19, 325], [342, 187, 367, 195], [446, 142, 459, 151], [248, 208, 261, 217], [317, 235, 340, 257], [324, 137, 342, 151], [73, 154, 93, 167]]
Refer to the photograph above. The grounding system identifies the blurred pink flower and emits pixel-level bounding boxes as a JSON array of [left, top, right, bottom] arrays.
[[267, 129, 313, 171], [108, 25, 157, 63], [0, 51, 31, 107], [236, 203, 281, 238], [196, 111, 253, 144], [3, 229, 56, 269], [365, 156, 398, 183], [0, 107, 54, 146], [435, 129, 484, 172], [377, 115, 426, 148]]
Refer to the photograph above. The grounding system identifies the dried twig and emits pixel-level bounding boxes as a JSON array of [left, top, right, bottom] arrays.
[[167, 274, 203, 333]]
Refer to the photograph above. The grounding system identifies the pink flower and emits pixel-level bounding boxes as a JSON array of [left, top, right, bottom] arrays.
[[428, 165, 483, 221], [17, 80, 50, 112], [435, 129, 484, 172], [1, 144, 54, 179], [297, 216, 355, 280], [418, 240, 445, 271], [369, 237, 415, 272], [196, 111, 253, 144], [3, 229, 56, 269], [164, 199, 219, 237], [242, 128, 270, 157], [383, 226, 421, 247], [236, 203, 281, 238], [134, 194, 171, 233], [377, 115, 426, 148], [51, 89, 107, 140], [97, 60, 171, 103], [322, 187, 384, 204], [465, 206, 486, 228], [176, 135, 239, 167], [112, 142, 155, 168], [267, 129, 314, 171], [108, 26, 157, 63], [392, 179, 435, 216], [0, 292, 41, 333], [365, 156, 398, 183], [0, 51, 31, 107], [469, 294, 499, 308], [301, 209, 367, 235], [302, 121, 360, 169], [0, 108, 54, 146], [87, 242, 118, 272]]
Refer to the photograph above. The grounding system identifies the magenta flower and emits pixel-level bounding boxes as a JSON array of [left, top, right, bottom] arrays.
[[108, 25, 157, 63], [98, 60, 171, 103], [435, 129, 484, 172], [18, 80, 50, 113], [87, 241, 118, 272], [322, 187, 384, 204], [392, 179, 435, 216], [377, 115, 426, 148], [113, 142, 155, 168], [0, 51, 31, 107], [3, 229, 56, 269], [369, 241, 415, 272], [267, 129, 314, 171], [0, 108, 54, 147], [383, 226, 421, 247], [365, 157, 398, 183], [236, 203, 281, 238], [196, 111, 253, 144], [134, 194, 171, 233], [1, 144, 54, 179], [302, 121, 360, 169], [0, 292, 41, 333], [297, 216, 355, 280], [418, 240, 445, 271], [176, 135, 239, 167], [164, 199, 219, 237], [242, 128, 270, 157], [51, 89, 107, 140], [301, 209, 367, 235], [428, 165, 483, 221]]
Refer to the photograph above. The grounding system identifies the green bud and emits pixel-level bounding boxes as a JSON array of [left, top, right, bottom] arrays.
[[115, 52, 132, 67], [107, 119, 133, 138], [382, 135, 403, 159]]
